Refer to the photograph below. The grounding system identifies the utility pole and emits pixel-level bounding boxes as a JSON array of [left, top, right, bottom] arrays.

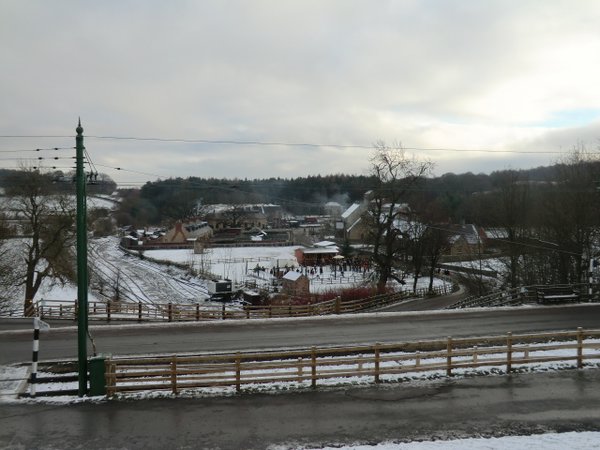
[[76, 119, 89, 396]]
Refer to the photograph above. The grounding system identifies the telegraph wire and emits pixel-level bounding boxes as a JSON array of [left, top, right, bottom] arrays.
[[0, 134, 571, 154], [93, 163, 167, 179], [0, 135, 72, 138], [84, 135, 567, 154], [0, 147, 74, 153]]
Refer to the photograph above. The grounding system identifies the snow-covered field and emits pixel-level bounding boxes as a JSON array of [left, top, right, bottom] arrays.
[[4, 236, 451, 314], [144, 243, 451, 295], [302, 432, 600, 450]]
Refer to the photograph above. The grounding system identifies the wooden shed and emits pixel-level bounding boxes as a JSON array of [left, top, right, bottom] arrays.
[[281, 271, 310, 296]]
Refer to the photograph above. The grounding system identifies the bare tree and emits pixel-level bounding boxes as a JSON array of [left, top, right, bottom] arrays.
[[423, 225, 451, 292], [538, 146, 600, 284], [5, 170, 76, 315], [0, 214, 20, 315], [493, 170, 531, 288], [405, 212, 428, 293], [367, 142, 433, 291]]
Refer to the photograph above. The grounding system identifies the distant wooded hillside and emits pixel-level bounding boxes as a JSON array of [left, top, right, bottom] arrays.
[[113, 160, 600, 226]]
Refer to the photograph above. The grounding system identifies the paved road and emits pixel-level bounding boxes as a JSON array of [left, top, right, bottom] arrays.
[[2, 369, 599, 449], [1, 304, 599, 364]]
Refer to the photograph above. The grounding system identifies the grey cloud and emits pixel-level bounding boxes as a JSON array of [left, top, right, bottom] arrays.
[[1, 1, 600, 184]]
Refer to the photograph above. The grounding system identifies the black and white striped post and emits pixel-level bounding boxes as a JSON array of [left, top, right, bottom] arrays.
[[30, 317, 50, 398], [588, 257, 596, 299]]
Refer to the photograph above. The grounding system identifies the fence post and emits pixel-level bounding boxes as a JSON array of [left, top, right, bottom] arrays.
[[196, 303, 200, 321], [506, 332, 513, 373], [335, 296, 341, 314], [171, 355, 177, 395], [577, 327, 584, 369], [107, 300, 111, 322], [222, 304, 226, 320], [289, 305, 292, 317], [235, 353, 241, 392], [138, 302, 143, 323], [105, 358, 114, 398], [374, 343, 381, 383], [311, 346, 317, 389], [297, 357, 303, 382], [168, 303, 173, 322], [446, 337, 452, 377]]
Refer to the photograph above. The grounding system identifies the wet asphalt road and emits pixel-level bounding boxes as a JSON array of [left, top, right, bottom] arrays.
[[2, 304, 600, 365], [2, 368, 600, 449]]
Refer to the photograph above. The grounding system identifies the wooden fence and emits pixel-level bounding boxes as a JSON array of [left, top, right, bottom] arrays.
[[447, 283, 594, 309], [26, 284, 452, 322], [104, 328, 600, 397]]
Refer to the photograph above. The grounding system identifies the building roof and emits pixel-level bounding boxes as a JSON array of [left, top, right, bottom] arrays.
[[449, 224, 483, 245], [299, 247, 339, 254], [341, 203, 361, 219], [314, 240, 337, 248], [283, 271, 303, 281]]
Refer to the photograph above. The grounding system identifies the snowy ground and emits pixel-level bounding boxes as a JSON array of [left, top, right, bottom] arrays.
[[4, 237, 451, 315], [89, 237, 210, 304], [144, 243, 451, 295], [299, 432, 600, 450]]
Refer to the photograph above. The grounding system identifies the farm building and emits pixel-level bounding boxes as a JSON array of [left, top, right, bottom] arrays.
[[295, 245, 339, 266], [281, 271, 310, 296]]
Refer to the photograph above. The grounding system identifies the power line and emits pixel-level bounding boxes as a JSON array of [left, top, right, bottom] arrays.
[[0, 147, 74, 153], [0, 157, 74, 161], [0, 134, 571, 154], [92, 163, 167, 179], [0, 135, 72, 138], [84, 135, 567, 154]]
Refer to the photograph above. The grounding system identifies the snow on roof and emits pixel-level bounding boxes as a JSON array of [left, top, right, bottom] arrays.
[[283, 271, 302, 281], [484, 228, 508, 239], [341, 203, 360, 219], [347, 217, 362, 232], [314, 240, 337, 248], [450, 224, 482, 245], [301, 247, 339, 254]]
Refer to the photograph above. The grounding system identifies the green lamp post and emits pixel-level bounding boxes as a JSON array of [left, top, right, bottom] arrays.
[[76, 119, 89, 396]]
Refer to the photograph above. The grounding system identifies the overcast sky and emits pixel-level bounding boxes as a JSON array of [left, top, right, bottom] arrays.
[[2, 0, 600, 186]]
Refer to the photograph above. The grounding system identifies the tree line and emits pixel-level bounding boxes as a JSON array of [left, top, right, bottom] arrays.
[[363, 144, 600, 294], [1, 144, 599, 314]]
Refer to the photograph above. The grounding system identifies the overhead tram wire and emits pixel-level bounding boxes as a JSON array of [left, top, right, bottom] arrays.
[[92, 163, 167, 180], [0, 156, 74, 162], [0, 147, 74, 153], [0, 134, 572, 154], [85, 135, 568, 155]]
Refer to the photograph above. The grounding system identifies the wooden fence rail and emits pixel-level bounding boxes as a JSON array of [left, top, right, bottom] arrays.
[[447, 283, 595, 309], [104, 328, 600, 397], [27, 284, 452, 322]]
